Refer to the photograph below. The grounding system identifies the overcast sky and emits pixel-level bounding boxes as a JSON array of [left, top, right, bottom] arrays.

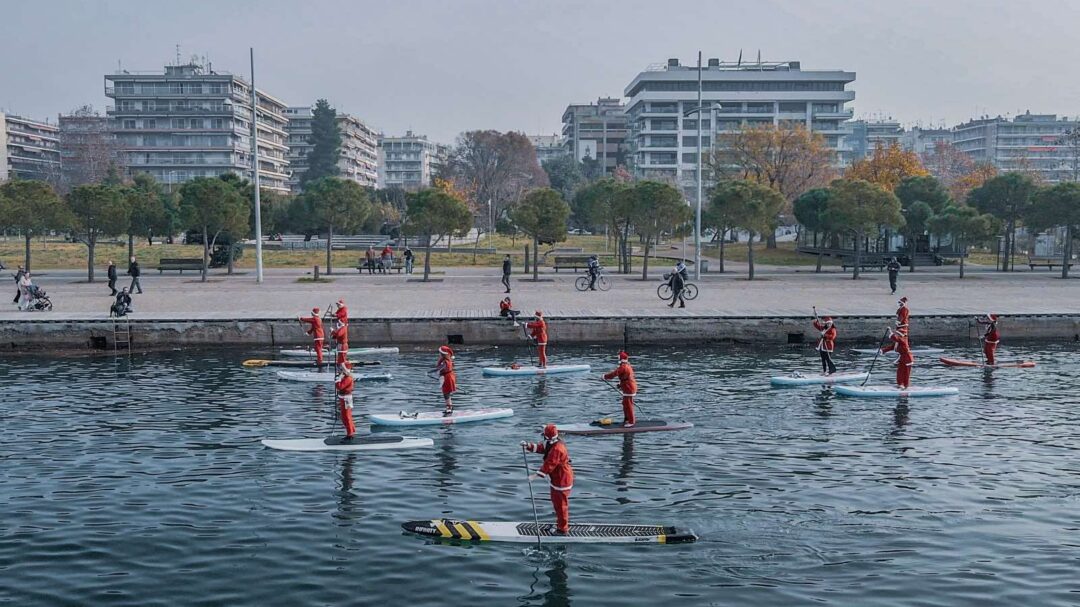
[[3, 0, 1079, 143]]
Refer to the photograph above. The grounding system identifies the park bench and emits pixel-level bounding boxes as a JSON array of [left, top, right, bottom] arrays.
[[840, 257, 886, 271], [356, 257, 405, 274], [552, 255, 595, 272], [1028, 256, 1074, 271], [157, 258, 204, 274]]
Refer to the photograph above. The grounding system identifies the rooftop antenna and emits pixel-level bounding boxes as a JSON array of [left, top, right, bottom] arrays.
[[175, 44, 181, 66], [756, 49, 762, 70], [737, 49, 743, 67]]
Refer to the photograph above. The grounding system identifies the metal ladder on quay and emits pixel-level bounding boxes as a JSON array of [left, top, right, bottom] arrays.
[[112, 320, 132, 352]]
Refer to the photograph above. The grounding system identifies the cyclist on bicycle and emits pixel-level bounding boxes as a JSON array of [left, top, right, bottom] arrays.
[[586, 255, 601, 291]]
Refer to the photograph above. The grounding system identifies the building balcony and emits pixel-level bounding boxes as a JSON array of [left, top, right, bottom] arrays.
[[106, 105, 238, 116]]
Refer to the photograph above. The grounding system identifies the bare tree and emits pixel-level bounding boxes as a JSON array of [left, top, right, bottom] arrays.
[[58, 106, 124, 192]]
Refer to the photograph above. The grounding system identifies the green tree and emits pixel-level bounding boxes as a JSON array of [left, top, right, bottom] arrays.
[[825, 178, 904, 280], [123, 173, 169, 259], [178, 177, 248, 282], [542, 155, 585, 215], [298, 176, 371, 274], [895, 175, 950, 271], [708, 180, 785, 280], [403, 188, 473, 281], [67, 184, 130, 282], [967, 172, 1036, 271], [301, 99, 342, 185], [928, 204, 994, 279], [0, 179, 68, 272], [218, 173, 289, 273], [574, 178, 630, 269], [1027, 182, 1080, 279], [510, 188, 571, 280], [793, 188, 836, 273], [628, 181, 690, 279]]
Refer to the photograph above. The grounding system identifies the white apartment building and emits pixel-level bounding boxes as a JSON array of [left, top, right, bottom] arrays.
[[951, 111, 1080, 182], [285, 106, 379, 192], [105, 62, 291, 192], [623, 57, 855, 190], [377, 131, 449, 191], [846, 119, 903, 162], [527, 134, 566, 165], [901, 126, 952, 156], [0, 112, 61, 182], [561, 98, 629, 174]]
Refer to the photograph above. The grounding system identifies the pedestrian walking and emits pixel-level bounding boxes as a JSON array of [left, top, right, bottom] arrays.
[[107, 260, 118, 296], [886, 257, 901, 294], [17, 271, 32, 311], [13, 265, 25, 304], [127, 256, 143, 294], [403, 246, 414, 274], [668, 265, 686, 308], [501, 254, 512, 293]]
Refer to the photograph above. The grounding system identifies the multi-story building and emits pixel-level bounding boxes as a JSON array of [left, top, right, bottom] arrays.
[[561, 98, 629, 175], [377, 131, 449, 191], [951, 111, 1080, 182], [846, 119, 903, 161], [901, 126, 952, 156], [623, 57, 855, 189], [285, 106, 379, 192], [58, 107, 122, 190], [104, 62, 290, 192], [0, 112, 61, 182], [527, 134, 566, 165]]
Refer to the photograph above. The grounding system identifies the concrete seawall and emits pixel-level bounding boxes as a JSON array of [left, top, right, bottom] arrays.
[[0, 314, 1077, 351]]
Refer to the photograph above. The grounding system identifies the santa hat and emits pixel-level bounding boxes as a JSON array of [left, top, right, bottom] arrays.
[[898, 297, 908, 304], [618, 351, 629, 361], [542, 424, 559, 440], [822, 316, 833, 323], [534, 310, 543, 317], [986, 313, 998, 321], [438, 345, 454, 358], [337, 298, 345, 305], [312, 307, 320, 314]]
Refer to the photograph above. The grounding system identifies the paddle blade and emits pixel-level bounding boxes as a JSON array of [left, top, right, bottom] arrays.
[[242, 360, 270, 368]]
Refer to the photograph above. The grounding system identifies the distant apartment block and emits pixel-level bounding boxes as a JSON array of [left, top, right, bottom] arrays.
[[58, 108, 122, 190], [0, 112, 61, 182], [951, 111, 1080, 182], [104, 62, 290, 192], [285, 106, 379, 192], [901, 126, 952, 156], [527, 134, 566, 165], [561, 98, 628, 174], [624, 57, 855, 187], [846, 119, 903, 161], [377, 131, 449, 191]]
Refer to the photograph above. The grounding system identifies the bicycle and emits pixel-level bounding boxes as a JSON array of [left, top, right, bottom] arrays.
[[657, 275, 699, 301], [575, 269, 611, 292]]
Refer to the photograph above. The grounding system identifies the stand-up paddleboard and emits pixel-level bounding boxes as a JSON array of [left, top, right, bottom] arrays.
[[278, 347, 399, 358], [482, 364, 591, 377], [770, 371, 870, 386], [261, 435, 433, 451], [370, 407, 513, 427], [276, 370, 393, 382], [558, 419, 693, 436], [402, 519, 697, 544], [242, 359, 374, 368], [852, 347, 944, 355], [834, 385, 960, 398], [939, 357, 1035, 369]]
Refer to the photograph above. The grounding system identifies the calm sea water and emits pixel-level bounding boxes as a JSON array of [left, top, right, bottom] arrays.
[[1, 343, 1079, 606]]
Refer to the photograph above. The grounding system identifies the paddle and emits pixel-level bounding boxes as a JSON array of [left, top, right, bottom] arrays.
[[599, 377, 646, 415], [521, 444, 543, 550], [862, 328, 892, 387], [521, 324, 538, 367]]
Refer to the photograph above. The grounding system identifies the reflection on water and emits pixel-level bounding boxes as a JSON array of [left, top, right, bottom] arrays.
[[0, 343, 1078, 606]]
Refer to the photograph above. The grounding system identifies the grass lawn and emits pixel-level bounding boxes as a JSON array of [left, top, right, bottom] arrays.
[[702, 241, 840, 267]]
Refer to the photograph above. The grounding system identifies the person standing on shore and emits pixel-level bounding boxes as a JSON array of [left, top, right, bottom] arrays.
[[602, 351, 638, 427], [365, 246, 376, 274], [17, 271, 32, 311], [812, 310, 837, 376], [107, 260, 118, 296], [526, 310, 549, 368], [521, 424, 574, 535], [880, 327, 914, 389], [298, 307, 326, 366], [501, 254, 512, 293], [977, 313, 1000, 365], [12, 265, 25, 304], [895, 297, 910, 334], [127, 256, 143, 294], [336, 363, 357, 441], [668, 266, 686, 308], [403, 246, 414, 274], [887, 257, 901, 294], [436, 345, 457, 416]]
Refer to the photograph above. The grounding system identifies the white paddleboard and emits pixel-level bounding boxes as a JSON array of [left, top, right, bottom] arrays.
[[482, 364, 591, 377], [851, 347, 944, 355], [276, 370, 393, 382], [770, 371, 870, 386], [278, 347, 400, 358], [402, 519, 697, 544], [261, 435, 433, 451], [834, 385, 960, 398], [369, 407, 514, 427]]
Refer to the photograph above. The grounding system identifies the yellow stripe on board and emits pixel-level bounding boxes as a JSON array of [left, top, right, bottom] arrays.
[[658, 534, 667, 544], [453, 523, 473, 541], [434, 521, 453, 538], [468, 521, 490, 541]]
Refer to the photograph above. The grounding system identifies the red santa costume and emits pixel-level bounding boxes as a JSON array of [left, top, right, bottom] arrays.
[[526, 311, 549, 368], [602, 351, 638, 426], [523, 424, 574, 534]]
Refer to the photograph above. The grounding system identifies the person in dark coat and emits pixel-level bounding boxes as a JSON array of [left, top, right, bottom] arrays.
[[501, 254, 512, 293], [13, 265, 25, 304], [886, 257, 901, 294], [107, 260, 118, 296], [668, 267, 686, 308], [127, 256, 143, 294]]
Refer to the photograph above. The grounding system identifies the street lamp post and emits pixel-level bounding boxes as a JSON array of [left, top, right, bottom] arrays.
[[683, 96, 723, 281]]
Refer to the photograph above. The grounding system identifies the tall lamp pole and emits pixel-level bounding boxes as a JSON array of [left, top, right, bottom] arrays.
[[249, 48, 264, 284], [695, 51, 703, 280]]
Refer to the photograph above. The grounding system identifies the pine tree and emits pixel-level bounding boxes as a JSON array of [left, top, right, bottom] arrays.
[[302, 99, 342, 185]]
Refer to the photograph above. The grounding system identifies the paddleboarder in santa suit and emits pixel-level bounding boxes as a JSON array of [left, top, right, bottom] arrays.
[[977, 313, 1000, 365], [895, 297, 910, 333], [812, 308, 837, 376], [880, 326, 914, 389], [526, 310, 549, 368], [436, 345, 457, 416], [522, 424, 574, 535], [298, 308, 326, 366], [336, 363, 356, 441], [330, 318, 348, 357], [602, 351, 638, 427], [332, 299, 349, 326]]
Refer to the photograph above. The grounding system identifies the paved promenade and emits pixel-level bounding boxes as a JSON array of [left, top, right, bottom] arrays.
[[4, 263, 1076, 322]]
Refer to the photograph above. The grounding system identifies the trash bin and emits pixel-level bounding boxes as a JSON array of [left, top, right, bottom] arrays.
[[699, 260, 710, 273]]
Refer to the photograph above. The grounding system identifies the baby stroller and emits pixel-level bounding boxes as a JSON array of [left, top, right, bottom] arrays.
[[25, 284, 52, 311]]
